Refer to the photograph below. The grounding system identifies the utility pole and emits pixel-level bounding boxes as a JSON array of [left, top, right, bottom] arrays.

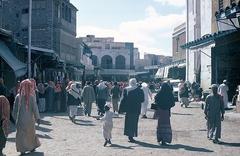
[[28, 0, 32, 78], [186, 0, 189, 82]]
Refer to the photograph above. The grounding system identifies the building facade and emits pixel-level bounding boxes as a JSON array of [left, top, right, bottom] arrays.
[[172, 23, 186, 62], [4, 0, 79, 66], [79, 35, 135, 81], [0, 0, 92, 82], [185, 0, 240, 100]]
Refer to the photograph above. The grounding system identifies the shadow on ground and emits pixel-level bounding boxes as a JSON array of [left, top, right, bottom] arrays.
[[220, 141, 240, 147], [75, 119, 93, 123], [37, 134, 53, 139], [74, 120, 95, 126], [109, 144, 134, 149], [36, 126, 52, 133], [39, 119, 52, 126], [172, 112, 193, 116], [133, 141, 214, 152], [20, 152, 44, 156]]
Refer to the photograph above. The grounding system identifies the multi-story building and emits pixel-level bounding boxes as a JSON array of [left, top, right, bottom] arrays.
[[0, 0, 90, 82], [184, 0, 240, 99], [172, 23, 186, 62], [8, 0, 79, 65], [78, 35, 135, 81]]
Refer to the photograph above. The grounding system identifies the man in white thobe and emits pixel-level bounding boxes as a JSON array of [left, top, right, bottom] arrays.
[[218, 80, 229, 109]]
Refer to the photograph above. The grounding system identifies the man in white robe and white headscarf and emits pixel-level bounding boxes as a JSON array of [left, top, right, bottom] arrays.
[[218, 80, 229, 109], [141, 82, 152, 118], [67, 83, 82, 123]]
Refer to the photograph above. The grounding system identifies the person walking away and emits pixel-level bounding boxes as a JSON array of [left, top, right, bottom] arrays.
[[8, 81, 20, 125], [60, 81, 67, 112], [111, 82, 121, 115], [205, 84, 225, 144], [179, 83, 190, 108], [81, 81, 95, 117], [100, 104, 114, 147], [218, 80, 229, 109], [0, 96, 10, 156], [13, 79, 41, 155], [178, 80, 184, 102], [141, 82, 152, 118], [93, 80, 99, 97], [120, 78, 144, 143], [45, 81, 55, 112], [154, 83, 175, 145], [231, 87, 239, 106], [67, 83, 81, 123], [54, 82, 62, 112], [96, 82, 109, 116], [37, 83, 46, 113]]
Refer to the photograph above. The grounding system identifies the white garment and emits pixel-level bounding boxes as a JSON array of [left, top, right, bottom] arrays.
[[141, 84, 152, 116], [101, 111, 114, 139], [218, 84, 229, 108], [68, 83, 82, 99], [125, 78, 138, 93], [69, 105, 78, 118], [98, 82, 107, 90], [178, 82, 184, 102]]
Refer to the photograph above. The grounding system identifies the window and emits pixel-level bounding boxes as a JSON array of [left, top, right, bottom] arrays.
[[176, 37, 179, 52], [68, 8, 71, 23], [115, 55, 126, 69], [101, 55, 113, 69], [61, 3, 65, 18], [61, 3, 72, 23], [111, 47, 121, 50], [105, 44, 110, 49], [22, 8, 29, 14], [22, 28, 28, 32], [219, 0, 224, 10], [65, 5, 68, 21]]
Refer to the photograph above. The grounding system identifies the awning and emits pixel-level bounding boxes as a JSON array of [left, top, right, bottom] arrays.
[[25, 46, 57, 59], [155, 67, 165, 78], [178, 63, 186, 68], [181, 30, 236, 49], [0, 40, 27, 77]]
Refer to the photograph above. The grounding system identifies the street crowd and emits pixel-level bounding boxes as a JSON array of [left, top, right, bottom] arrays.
[[0, 77, 232, 155]]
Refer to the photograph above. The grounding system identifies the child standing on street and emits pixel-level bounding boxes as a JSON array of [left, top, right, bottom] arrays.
[[100, 104, 114, 146]]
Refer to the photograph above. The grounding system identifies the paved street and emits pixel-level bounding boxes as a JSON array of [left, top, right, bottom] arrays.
[[4, 102, 240, 156]]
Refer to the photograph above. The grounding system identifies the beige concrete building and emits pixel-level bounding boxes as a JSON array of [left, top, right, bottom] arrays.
[[78, 35, 135, 81], [172, 23, 186, 62]]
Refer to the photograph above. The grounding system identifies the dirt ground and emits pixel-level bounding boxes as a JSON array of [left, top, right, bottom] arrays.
[[3, 102, 240, 156]]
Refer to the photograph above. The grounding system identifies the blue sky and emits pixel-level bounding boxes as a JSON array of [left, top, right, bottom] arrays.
[[71, 0, 186, 57]]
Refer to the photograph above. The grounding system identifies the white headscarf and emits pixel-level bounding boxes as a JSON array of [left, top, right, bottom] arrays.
[[97, 81, 107, 90], [141, 82, 148, 88], [68, 83, 81, 99], [125, 78, 138, 92]]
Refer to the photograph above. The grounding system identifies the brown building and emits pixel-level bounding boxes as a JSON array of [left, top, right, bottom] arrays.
[[172, 23, 186, 62]]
